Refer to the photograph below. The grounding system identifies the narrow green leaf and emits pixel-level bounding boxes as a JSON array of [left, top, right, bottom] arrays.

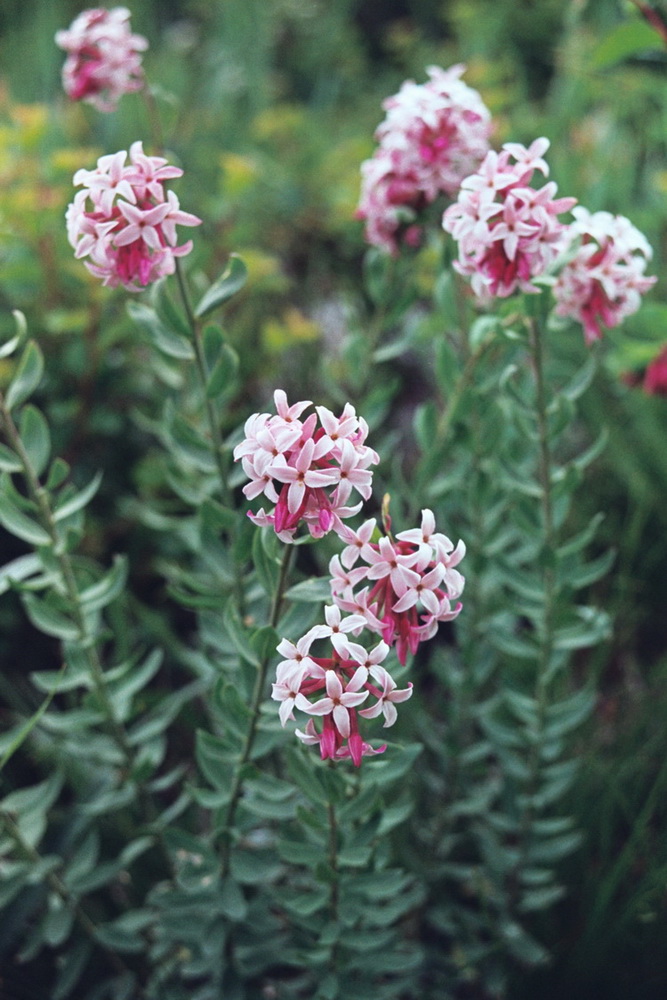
[[151, 276, 190, 338], [6, 340, 44, 411], [252, 528, 280, 595], [0, 493, 50, 545], [567, 548, 615, 590], [285, 576, 332, 603], [0, 553, 43, 596], [45, 457, 70, 491], [22, 593, 80, 641], [250, 624, 280, 666], [127, 300, 194, 359], [52, 940, 92, 1000], [0, 443, 22, 472], [195, 729, 236, 791], [206, 342, 239, 399], [213, 680, 252, 737], [194, 254, 248, 319], [109, 649, 163, 722], [223, 605, 261, 667], [434, 337, 459, 394], [53, 471, 102, 522], [0, 665, 64, 772], [78, 555, 128, 612], [19, 405, 50, 477], [591, 19, 659, 69]]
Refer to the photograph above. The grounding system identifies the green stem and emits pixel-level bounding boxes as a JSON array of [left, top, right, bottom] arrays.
[[140, 82, 166, 155], [0, 396, 174, 872], [327, 796, 340, 924], [410, 337, 491, 521], [174, 259, 230, 504], [0, 395, 130, 757], [516, 316, 558, 864], [220, 543, 294, 875], [0, 809, 136, 984]]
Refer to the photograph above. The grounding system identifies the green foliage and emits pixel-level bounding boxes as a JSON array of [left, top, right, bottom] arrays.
[[1, 2, 666, 998]]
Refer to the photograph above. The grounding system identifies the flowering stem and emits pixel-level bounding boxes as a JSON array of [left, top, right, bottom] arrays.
[[173, 259, 230, 503], [409, 337, 491, 520], [518, 313, 558, 859], [220, 543, 294, 875]]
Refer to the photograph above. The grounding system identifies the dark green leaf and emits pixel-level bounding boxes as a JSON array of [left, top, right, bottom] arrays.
[[6, 340, 44, 411], [22, 593, 80, 641], [0, 442, 22, 472], [213, 680, 252, 737], [19, 405, 50, 477], [203, 325, 239, 398], [78, 555, 128, 612], [219, 877, 248, 920], [592, 20, 660, 69], [0, 492, 50, 545], [285, 576, 331, 603], [252, 528, 280, 595], [45, 457, 70, 491], [151, 276, 190, 338], [0, 553, 43, 596], [127, 300, 194, 359], [53, 471, 103, 522], [52, 939, 92, 1000], [195, 254, 248, 318]]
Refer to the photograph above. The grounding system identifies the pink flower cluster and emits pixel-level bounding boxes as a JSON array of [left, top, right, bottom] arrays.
[[233, 391, 379, 542], [273, 509, 465, 765], [273, 621, 412, 766], [553, 207, 657, 345], [443, 138, 576, 300], [331, 509, 465, 666], [643, 344, 667, 395], [66, 143, 201, 291], [358, 65, 492, 254], [55, 7, 148, 113]]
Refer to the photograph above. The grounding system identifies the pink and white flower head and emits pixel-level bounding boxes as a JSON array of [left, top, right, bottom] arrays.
[[55, 7, 148, 113], [357, 65, 492, 254], [642, 344, 667, 396], [331, 508, 465, 666], [233, 390, 379, 542], [553, 207, 656, 345], [275, 630, 409, 766], [443, 137, 577, 300], [66, 142, 201, 290]]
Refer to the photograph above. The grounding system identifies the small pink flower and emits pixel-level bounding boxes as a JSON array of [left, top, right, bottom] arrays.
[[359, 666, 413, 728], [358, 65, 492, 253], [55, 7, 148, 112], [275, 631, 397, 766], [305, 667, 370, 739], [330, 508, 465, 665], [66, 142, 201, 291], [641, 344, 667, 396], [553, 207, 656, 345], [443, 138, 576, 300], [233, 391, 379, 542]]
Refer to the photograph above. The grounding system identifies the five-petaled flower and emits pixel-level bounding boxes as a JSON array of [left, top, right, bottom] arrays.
[[66, 143, 201, 290], [56, 7, 148, 112]]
